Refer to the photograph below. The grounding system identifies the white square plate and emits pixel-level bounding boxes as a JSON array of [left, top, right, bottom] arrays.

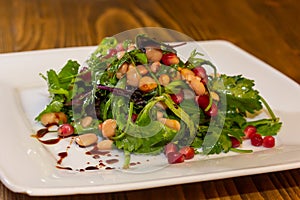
[[0, 40, 300, 196]]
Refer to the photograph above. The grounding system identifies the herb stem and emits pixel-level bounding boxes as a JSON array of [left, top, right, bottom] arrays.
[[123, 150, 131, 169], [260, 96, 277, 121], [230, 148, 253, 153]]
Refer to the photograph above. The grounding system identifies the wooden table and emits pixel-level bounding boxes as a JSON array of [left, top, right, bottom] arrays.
[[1, 0, 300, 199]]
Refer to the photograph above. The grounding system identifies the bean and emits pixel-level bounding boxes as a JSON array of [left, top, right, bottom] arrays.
[[180, 68, 195, 81], [75, 133, 98, 147], [40, 112, 67, 126], [210, 91, 220, 101], [116, 63, 128, 79], [155, 101, 167, 110], [97, 139, 114, 150], [150, 61, 161, 73], [126, 68, 141, 87], [156, 111, 164, 119], [159, 118, 181, 131], [136, 65, 148, 75], [138, 76, 158, 92], [80, 116, 93, 128], [145, 47, 163, 62], [158, 74, 170, 86], [190, 78, 206, 96], [101, 119, 117, 138]]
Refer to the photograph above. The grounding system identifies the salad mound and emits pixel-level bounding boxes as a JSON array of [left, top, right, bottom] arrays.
[[35, 35, 282, 169]]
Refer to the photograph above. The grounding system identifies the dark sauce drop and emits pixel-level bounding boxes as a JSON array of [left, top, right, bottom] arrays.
[[56, 165, 72, 171], [85, 166, 99, 170], [86, 146, 110, 156], [106, 159, 119, 164], [105, 167, 114, 170], [57, 152, 68, 164], [39, 137, 61, 145], [35, 128, 49, 138], [99, 163, 106, 167], [93, 155, 100, 159], [32, 124, 61, 145]]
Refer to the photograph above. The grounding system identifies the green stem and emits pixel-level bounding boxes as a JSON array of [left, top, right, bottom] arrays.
[[204, 94, 213, 112], [123, 150, 131, 169], [230, 148, 253, 153], [260, 96, 277, 121]]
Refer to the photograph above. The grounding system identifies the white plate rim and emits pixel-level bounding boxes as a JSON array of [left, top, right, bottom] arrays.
[[0, 40, 300, 196]]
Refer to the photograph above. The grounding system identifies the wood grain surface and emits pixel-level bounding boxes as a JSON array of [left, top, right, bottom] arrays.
[[0, 0, 300, 199]]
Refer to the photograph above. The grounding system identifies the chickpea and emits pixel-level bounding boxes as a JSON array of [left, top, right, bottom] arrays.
[[190, 78, 206, 96], [136, 65, 148, 75], [210, 91, 220, 101], [155, 101, 167, 110], [80, 116, 93, 128], [40, 112, 67, 126], [158, 74, 170, 86], [126, 67, 141, 87], [145, 47, 163, 62], [150, 61, 161, 73], [116, 63, 129, 79], [159, 118, 181, 131], [180, 68, 195, 81], [97, 139, 114, 150], [156, 111, 164, 119], [101, 119, 117, 138], [75, 133, 98, 147], [138, 76, 158, 92]]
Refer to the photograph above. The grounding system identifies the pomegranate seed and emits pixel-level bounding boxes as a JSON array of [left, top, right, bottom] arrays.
[[205, 103, 218, 117], [131, 113, 138, 122], [161, 53, 180, 66], [263, 136, 275, 148], [58, 124, 74, 137], [197, 95, 210, 109], [251, 133, 263, 146], [167, 152, 185, 164], [164, 143, 178, 156], [170, 92, 184, 104], [179, 146, 195, 160], [243, 125, 257, 139], [230, 136, 241, 148], [193, 66, 207, 79]]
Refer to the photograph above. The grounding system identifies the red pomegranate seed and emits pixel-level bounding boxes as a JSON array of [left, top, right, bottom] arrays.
[[230, 136, 241, 148], [197, 95, 210, 109], [243, 125, 257, 139], [164, 143, 178, 156], [205, 103, 218, 117], [161, 53, 180, 66], [193, 66, 207, 79], [170, 92, 184, 104], [263, 136, 275, 148], [251, 133, 263, 146], [58, 124, 74, 137], [179, 146, 195, 160], [167, 152, 185, 164]]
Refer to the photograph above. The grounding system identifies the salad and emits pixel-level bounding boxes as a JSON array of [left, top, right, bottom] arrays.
[[34, 35, 282, 169]]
